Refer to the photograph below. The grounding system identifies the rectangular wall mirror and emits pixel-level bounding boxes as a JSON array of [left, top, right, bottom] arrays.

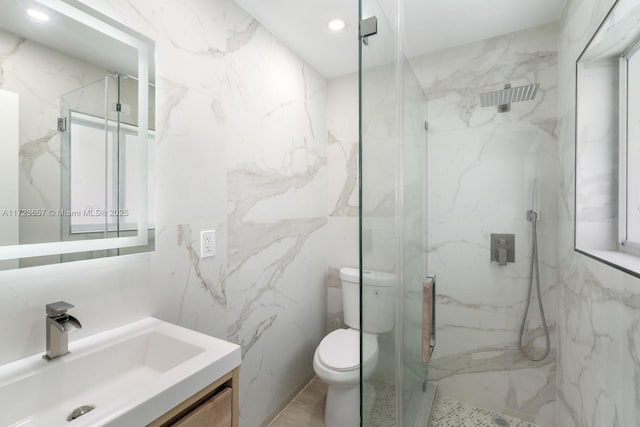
[[0, 0, 155, 269]]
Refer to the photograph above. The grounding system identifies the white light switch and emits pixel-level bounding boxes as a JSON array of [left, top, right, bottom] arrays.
[[200, 230, 216, 259]]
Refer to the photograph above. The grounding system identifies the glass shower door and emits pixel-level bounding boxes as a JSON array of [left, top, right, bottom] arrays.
[[359, 0, 429, 425], [400, 57, 429, 427], [359, 1, 399, 425]]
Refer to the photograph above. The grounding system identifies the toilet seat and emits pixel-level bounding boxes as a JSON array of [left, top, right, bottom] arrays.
[[317, 329, 377, 372]]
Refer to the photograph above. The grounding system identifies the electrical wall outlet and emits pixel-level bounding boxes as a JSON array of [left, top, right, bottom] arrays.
[[200, 230, 216, 259]]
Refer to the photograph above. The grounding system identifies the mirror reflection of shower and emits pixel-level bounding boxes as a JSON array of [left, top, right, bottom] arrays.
[[519, 178, 550, 361], [59, 73, 156, 258]]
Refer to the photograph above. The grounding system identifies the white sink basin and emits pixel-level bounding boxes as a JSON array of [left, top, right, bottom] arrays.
[[0, 318, 241, 427]]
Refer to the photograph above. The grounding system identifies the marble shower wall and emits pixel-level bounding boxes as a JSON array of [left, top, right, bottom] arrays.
[[326, 73, 359, 333], [409, 23, 560, 425], [0, 1, 327, 426], [557, 0, 640, 426]]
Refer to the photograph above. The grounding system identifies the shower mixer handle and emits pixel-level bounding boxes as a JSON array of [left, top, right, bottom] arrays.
[[497, 239, 507, 266], [526, 210, 538, 222], [490, 233, 515, 265]]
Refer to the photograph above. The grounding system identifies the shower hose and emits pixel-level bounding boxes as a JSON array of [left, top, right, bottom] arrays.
[[518, 210, 550, 361]]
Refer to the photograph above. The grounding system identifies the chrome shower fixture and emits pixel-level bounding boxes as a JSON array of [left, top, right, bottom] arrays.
[[479, 83, 539, 113], [519, 178, 550, 362]]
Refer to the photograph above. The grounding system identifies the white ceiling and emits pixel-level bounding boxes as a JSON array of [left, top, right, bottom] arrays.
[[234, 0, 360, 78], [235, 0, 568, 79]]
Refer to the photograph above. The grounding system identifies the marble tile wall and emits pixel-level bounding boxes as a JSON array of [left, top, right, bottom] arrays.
[[409, 23, 560, 426], [223, 18, 328, 426], [0, 1, 328, 427], [556, 0, 640, 426]]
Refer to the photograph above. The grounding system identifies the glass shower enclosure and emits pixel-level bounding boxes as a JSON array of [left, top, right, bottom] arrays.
[[359, 0, 429, 425]]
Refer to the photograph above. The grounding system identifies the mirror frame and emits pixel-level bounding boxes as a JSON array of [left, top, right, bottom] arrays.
[[0, 0, 152, 262]]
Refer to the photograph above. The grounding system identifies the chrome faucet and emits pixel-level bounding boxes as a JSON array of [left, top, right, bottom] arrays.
[[44, 301, 82, 361]]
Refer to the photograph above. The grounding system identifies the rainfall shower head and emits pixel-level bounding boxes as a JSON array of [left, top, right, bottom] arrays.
[[479, 83, 539, 113]]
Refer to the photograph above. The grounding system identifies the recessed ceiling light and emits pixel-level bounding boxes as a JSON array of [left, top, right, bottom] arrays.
[[27, 9, 50, 22], [327, 19, 346, 32]]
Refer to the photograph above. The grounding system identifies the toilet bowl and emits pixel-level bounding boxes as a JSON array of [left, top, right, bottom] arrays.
[[313, 267, 395, 427], [313, 329, 378, 427]]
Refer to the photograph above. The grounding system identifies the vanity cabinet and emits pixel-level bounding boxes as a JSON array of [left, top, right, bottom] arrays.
[[174, 387, 231, 427], [148, 368, 239, 427]]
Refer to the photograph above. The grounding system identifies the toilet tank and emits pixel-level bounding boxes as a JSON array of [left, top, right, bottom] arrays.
[[340, 267, 396, 333]]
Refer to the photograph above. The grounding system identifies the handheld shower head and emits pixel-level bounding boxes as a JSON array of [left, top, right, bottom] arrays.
[[520, 176, 550, 361]]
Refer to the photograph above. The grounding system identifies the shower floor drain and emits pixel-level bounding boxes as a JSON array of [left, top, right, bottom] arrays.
[[493, 416, 510, 426], [67, 405, 95, 421]]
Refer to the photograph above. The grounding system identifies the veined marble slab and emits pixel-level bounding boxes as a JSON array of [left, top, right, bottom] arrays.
[[557, 0, 640, 426]]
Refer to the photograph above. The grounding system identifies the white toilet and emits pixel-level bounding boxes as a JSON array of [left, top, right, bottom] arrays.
[[313, 267, 395, 427]]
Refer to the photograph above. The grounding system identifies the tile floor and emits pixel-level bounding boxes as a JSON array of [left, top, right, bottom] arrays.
[[428, 395, 542, 427], [267, 377, 542, 427], [365, 378, 396, 426], [268, 377, 327, 427]]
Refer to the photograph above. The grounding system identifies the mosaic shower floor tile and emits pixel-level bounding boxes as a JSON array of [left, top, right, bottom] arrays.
[[428, 394, 542, 427]]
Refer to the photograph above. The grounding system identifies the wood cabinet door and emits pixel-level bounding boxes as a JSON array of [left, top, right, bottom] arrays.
[[173, 387, 232, 427]]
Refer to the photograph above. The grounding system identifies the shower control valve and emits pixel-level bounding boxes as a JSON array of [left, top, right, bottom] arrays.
[[490, 233, 515, 266]]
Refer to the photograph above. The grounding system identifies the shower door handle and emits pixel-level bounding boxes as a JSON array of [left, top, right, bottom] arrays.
[[422, 275, 436, 363]]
